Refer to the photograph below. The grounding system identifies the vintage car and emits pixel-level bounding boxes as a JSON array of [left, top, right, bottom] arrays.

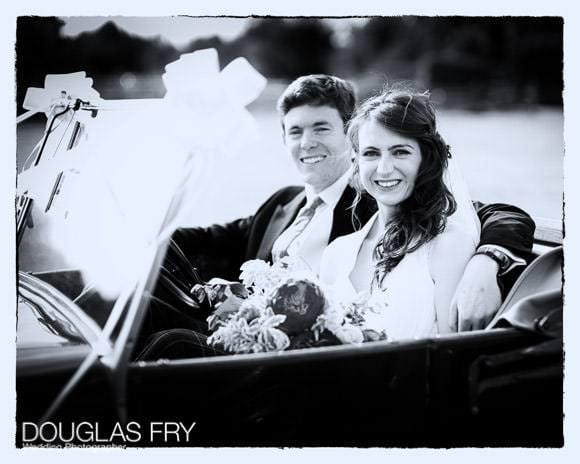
[[15, 71, 564, 448]]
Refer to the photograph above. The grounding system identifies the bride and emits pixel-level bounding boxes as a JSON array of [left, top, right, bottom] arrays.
[[319, 86, 480, 340]]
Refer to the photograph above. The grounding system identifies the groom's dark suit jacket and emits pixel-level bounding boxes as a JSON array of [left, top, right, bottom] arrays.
[[171, 185, 535, 295]]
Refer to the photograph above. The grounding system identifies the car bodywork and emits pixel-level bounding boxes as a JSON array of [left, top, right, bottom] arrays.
[[16, 232, 563, 447]]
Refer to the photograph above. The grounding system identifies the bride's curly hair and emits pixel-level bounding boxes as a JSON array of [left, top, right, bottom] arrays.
[[347, 85, 457, 287]]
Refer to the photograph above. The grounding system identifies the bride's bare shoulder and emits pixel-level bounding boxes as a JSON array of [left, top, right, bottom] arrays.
[[429, 224, 476, 277]]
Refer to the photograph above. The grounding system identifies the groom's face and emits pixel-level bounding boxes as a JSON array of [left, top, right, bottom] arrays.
[[282, 104, 350, 193]]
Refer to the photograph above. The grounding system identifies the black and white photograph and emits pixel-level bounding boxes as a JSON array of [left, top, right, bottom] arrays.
[[8, 9, 570, 452]]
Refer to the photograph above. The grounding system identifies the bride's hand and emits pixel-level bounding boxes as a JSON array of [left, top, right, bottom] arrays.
[[449, 254, 502, 331]]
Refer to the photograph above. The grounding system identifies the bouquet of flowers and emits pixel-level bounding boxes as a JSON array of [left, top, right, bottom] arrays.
[[195, 257, 389, 354]]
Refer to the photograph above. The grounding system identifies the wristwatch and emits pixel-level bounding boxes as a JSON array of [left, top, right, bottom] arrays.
[[473, 245, 512, 275]]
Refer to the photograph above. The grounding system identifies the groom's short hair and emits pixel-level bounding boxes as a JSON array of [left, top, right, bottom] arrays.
[[277, 74, 357, 129]]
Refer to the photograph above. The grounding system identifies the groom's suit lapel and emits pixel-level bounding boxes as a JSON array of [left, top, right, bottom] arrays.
[[329, 185, 376, 243], [256, 190, 307, 260]]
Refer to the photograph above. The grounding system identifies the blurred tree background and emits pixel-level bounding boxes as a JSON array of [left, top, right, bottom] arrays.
[[16, 16, 562, 113]]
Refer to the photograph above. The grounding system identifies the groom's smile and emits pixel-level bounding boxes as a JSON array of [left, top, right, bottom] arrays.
[[299, 153, 327, 164]]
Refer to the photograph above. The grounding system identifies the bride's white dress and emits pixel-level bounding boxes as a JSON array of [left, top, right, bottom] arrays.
[[320, 213, 439, 341], [319, 158, 481, 341]]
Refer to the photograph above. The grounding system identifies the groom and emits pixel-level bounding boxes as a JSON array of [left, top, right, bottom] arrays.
[[166, 74, 535, 331]]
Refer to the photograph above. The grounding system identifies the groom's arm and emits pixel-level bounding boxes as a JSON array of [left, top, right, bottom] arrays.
[[474, 201, 536, 264], [173, 217, 252, 261], [451, 201, 535, 331], [171, 216, 253, 281], [168, 186, 304, 281]]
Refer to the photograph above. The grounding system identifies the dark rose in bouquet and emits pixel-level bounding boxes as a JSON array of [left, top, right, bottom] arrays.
[[268, 278, 326, 335]]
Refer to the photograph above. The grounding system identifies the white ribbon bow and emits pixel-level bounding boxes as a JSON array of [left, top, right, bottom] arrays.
[[18, 49, 267, 299]]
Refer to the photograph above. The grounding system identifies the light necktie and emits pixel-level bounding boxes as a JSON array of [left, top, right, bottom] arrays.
[[274, 196, 324, 260]]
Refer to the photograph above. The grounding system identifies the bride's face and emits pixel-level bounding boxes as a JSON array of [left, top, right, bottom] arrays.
[[358, 119, 422, 209]]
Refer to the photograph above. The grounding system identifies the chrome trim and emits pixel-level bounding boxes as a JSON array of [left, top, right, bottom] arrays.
[[18, 272, 103, 348]]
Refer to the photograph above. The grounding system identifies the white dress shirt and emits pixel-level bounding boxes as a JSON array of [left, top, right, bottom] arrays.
[[271, 171, 351, 274]]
